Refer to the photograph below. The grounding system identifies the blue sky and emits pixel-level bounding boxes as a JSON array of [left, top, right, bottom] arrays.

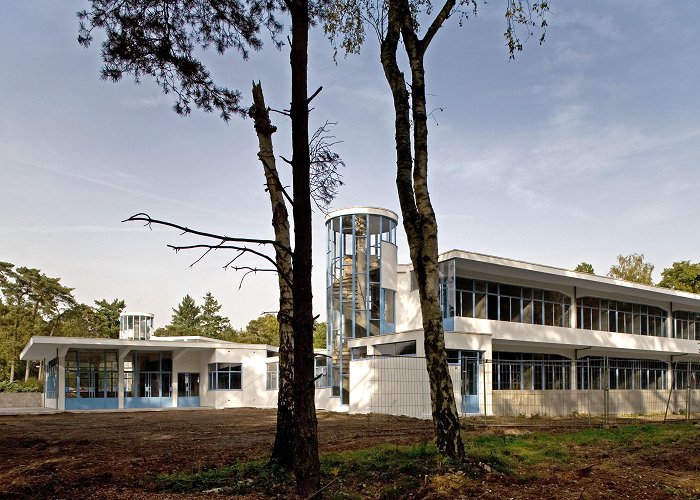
[[2, 1, 699, 328]]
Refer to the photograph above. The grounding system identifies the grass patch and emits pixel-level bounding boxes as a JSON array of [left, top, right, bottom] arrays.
[[463, 422, 699, 469], [156, 423, 698, 496]]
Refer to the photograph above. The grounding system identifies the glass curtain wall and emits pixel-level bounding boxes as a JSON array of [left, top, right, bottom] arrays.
[[64, 349, 119, 409], [673, 311, 700, 340], [327, 210, 397, 405], [440, 273, 571, 329], [124, 351, 173, 407], [577, 298, 667, 337]]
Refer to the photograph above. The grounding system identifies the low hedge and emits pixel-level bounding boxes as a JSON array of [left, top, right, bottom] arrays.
[[0, 379, 43, 393]]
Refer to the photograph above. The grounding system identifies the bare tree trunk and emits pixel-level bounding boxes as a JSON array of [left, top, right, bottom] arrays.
[[24, 360, 30, 381], [288, 0, 321, 492], [9, 361, 15, 383], [249, 82, 296, 469], [380, 0, 464, 460]]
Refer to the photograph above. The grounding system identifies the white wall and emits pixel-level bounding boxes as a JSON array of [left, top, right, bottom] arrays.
[[201, 348, 278, 409]]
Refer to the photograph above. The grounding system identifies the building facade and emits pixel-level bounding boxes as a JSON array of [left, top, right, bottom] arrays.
[[21, 206, 700, 416]]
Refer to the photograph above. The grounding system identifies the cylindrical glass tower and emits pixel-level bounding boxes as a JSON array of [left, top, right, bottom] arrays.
[[326, 207, 398, 404], [119, 312, 155, 340]]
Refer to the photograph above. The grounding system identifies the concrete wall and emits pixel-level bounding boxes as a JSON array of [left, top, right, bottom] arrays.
[[491, 389, 700, 417], [0, 392, 43, 408], [201, 348, 278, 409]]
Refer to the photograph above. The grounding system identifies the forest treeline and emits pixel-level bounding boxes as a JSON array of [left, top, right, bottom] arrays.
[[0, 261, 325, 383]]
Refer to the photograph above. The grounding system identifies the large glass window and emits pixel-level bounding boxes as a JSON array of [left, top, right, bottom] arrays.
[[673, 362, 700, 390], [124, 351, 172, 398], [64, 349, 119, 399], [577, 298, 667, 337], [672, 311, 700, 340], [177, 373, 199, 397], [208, 363, 242, 390], [447, 278, 571, 327], [577, 357, 667, 390], [492, 352, 571, 390]]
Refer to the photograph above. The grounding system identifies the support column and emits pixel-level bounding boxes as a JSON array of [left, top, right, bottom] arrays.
[[172, 349, 187, 408], [570, 288, 577, 329], [666, 302, 674, 338], [57, 347, 68, 411], [482, 343, 493, 417], [118, 348, 131, 410]]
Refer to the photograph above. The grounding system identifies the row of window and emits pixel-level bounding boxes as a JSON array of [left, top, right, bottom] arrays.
[[437, 277, 700, 340], [449, 352, 697, 391], [492, 353, 572, 390], [577, 298, 667, 337], [443, 279, 572, 328]]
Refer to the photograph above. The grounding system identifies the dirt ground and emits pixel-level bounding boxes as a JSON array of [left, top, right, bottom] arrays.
[[0, 408, 698, 499]]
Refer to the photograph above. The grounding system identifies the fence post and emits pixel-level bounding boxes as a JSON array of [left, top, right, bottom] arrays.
[[482, 360, 487, 420], [604, 356, 610, 427]]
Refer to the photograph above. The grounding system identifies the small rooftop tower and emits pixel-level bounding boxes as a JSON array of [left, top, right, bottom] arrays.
[[119, 312, 155, 340], [325, 207, 398, 404]]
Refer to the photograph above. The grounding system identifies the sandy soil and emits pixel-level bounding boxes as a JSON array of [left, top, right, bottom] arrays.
[[0, 408, 697, 499]]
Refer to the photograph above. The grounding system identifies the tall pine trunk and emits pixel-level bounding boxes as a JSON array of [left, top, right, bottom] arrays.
[[249, 82, 296, 469], [380, 0, 464, 460], [288, 0, 321, 493]]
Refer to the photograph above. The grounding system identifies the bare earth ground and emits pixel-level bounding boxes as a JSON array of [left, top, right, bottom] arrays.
[[0, 408, 698, 499]]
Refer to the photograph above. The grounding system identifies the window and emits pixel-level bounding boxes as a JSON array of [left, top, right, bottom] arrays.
[[208, 363, 242, 390], [45, 358, 58, 399], [124, 351, 172, 398], [492, 352, 571, 390], [374, 340, 416, 357], [448, 279, 571, 327], [577, 357, 667, 390], [64, 349, 119, 399], [351, 346, 368, 360], [673, 311, 700, 340], [577, 298, 667, 337], [673, 362, 700, 390], [447, 350, 480, 365], [314, 356, 329, 388], [266, 362, 278, 390]]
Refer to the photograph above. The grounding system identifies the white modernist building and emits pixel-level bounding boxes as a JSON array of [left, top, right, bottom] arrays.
[[21, 206, 700, 416]]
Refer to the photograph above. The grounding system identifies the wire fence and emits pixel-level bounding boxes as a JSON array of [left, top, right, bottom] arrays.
[[350, 356, 700, 427]]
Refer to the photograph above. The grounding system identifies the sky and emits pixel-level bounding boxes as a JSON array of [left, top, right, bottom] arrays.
[[2, 1, 699, 329]]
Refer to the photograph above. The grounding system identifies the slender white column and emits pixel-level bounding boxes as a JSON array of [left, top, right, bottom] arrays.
[[118, 348, 131, 409], [57, 347, 69, 411]]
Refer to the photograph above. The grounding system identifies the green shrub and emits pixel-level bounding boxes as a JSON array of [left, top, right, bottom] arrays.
[[0, 378, 43, 393]]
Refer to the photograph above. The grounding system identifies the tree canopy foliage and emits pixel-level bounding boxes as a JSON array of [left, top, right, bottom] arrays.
[[0, 262, 126, 381], [658, 261, 700, 294], [607, 253, 654, 285], [574, 262, 595, 275]]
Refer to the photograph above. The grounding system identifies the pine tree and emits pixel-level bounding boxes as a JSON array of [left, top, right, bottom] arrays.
[[170, 295, 202, 335], [200, 292, 231, 339]]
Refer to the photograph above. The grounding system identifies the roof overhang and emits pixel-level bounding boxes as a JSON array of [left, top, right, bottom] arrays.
[[20, 336, 277, 361]]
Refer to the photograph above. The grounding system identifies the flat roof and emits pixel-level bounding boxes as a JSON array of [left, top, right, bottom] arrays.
[[399, 249, 700, 309], [20, 336, 277, 361]]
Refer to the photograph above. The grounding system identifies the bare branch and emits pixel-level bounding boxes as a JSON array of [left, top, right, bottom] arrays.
[[307, 86, 323, 104], [123, 213, 291, 254], [227, 266, 279, 290], [260, 157, 295, 206], [270, 108, 292, 117], [308, 121, 345, 213]]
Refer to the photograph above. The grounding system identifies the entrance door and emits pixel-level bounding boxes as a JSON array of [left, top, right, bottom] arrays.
[[461, 354, 480, 414], [177, 373, 200, 407]]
